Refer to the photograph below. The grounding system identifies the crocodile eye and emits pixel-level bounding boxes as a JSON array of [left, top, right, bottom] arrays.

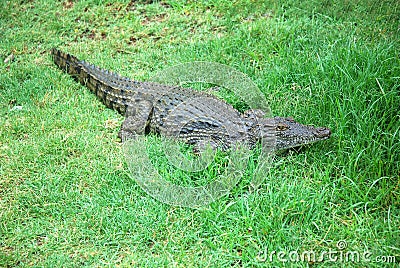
[[276, 124, 289, 131]]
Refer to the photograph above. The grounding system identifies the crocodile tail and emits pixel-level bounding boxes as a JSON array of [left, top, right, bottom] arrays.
[[51, 48, 83, 82], [51, 48, 131, 115]]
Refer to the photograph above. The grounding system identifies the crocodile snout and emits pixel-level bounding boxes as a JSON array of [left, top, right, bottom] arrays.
[[316, 127, 331, 138]]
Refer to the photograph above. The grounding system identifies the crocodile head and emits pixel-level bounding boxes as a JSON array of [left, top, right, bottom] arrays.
[[244, 110, 331, 150], [258, 116, 331, 150], [269, 116, 331, 150]]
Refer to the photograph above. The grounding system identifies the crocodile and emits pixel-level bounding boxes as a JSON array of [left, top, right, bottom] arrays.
[[51, 48, 331, 152]]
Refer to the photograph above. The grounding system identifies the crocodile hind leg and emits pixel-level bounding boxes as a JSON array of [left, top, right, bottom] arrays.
[[118, 99, 153, 142]]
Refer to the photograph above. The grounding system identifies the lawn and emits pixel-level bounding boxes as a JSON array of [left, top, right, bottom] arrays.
[[0, 0, 399, 266]]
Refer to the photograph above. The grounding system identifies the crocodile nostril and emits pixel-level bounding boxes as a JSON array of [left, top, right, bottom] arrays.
[[316, 127, 331, 138]]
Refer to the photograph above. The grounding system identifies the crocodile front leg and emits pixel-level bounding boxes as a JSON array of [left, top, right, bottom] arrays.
[[118, 98, 153, 142]]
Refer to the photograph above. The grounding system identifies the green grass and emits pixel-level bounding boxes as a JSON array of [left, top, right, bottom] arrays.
[[0, 0, 399, 266]]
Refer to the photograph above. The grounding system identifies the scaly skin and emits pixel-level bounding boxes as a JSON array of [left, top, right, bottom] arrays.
[[51, 48, 331, 151]]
